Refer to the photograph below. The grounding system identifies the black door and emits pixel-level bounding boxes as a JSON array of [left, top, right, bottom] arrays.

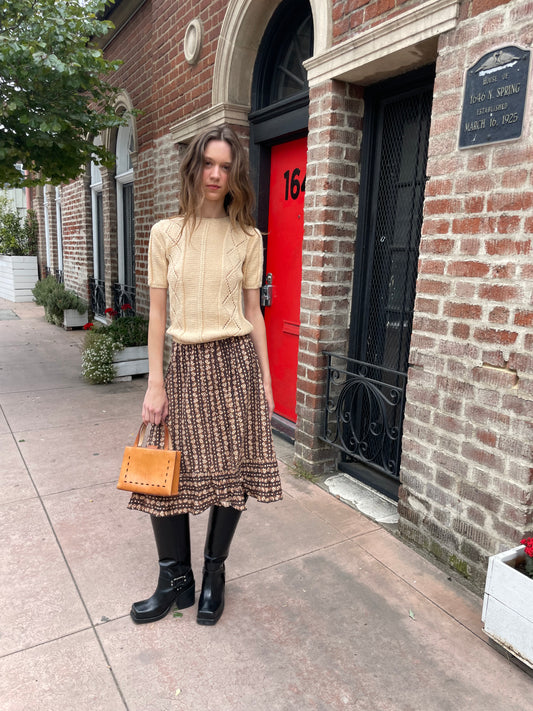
[[325, 67, 434, 499]]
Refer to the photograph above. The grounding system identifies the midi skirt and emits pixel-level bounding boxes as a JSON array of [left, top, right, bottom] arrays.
[[127, 335, 282, 516]]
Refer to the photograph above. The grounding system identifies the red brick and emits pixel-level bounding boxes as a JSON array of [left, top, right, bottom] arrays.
[[419, 238, 455, 254], [416, 278, 451, 296], [415, 297, 440, 315], [452, 217, 489, 234], [419, 259, 445, 275], [424, 198, 462, 216], [491, 263, 516, 279], [473, 328, 518, 345], [488, 306, 510, 324], [452, 323, 471, 339], [464, 196, 485, 213], [459, 238, 481, 255], [413, 315, 449, 335], [425, 178, 453, 197], [514, 311, 533, 327], [447, 261, 490, 278], [422, 219, 450, 235], [445, 302, 482, 319], [487, 192, 533, 213], [486, 238, 530, 256], [472, 365, 518, 389], [478, 284, 520, 302], [467, 153, 488, 172]]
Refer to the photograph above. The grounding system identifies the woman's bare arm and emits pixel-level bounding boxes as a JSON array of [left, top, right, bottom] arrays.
[[142, 287, 169, 425], [243, 288, 274, 419]]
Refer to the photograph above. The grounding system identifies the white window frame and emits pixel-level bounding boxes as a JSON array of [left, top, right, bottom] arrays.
[[55, 187, 63, 273], [43, 187, 51, 269], [115, 119, 134, 285], [90, 138, 104, 281]]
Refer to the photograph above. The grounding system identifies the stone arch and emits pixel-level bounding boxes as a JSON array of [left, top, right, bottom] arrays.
[[170, 0, 331, 143], [212, 0, 331, 108], [101, 90, 138, 156]]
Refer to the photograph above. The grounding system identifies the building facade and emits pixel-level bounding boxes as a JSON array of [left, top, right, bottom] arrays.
[[34, 0, 533, 591]]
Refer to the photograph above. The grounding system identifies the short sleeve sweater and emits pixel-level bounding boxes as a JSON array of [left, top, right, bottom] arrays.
[[148, 216, 264, 344]]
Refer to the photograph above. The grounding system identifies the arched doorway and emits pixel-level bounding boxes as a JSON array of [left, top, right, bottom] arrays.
[[250, 0, 313, 439]]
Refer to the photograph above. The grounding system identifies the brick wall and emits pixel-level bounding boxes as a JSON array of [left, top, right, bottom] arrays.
[[61, 175, 93, 301], [399, 0, 533, 590], [294, 80, 364, 473], [332, 0, 421, 41]]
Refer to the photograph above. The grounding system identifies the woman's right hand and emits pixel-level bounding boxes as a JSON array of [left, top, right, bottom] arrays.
[[142, 382, 169, 425]]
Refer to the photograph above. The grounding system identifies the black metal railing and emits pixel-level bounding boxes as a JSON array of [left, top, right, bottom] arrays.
[[55, 268, 64, 284], [321, 352, 407, 480], [89, 277, 106, 317], [113, 282, 136, 315]]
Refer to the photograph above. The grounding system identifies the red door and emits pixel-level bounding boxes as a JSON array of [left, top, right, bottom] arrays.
[[264, 137, 307, 422]]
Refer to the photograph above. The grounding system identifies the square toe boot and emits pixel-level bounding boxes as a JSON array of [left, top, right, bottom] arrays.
[[131, 514, 195, 624], [197, 505, 243, 626]]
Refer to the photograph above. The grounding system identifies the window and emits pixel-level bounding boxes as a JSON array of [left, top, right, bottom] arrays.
[[252, 0, 313, 111], [90, 136, 106, 317], [115, 117, 135, 292], [90, 137, 105, 282], [55, 187, 63, 281]]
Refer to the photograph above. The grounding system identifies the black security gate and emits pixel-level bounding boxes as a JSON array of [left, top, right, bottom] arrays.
[[322, 67, 434, 499]]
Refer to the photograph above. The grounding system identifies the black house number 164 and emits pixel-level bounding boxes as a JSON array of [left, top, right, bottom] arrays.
[[283, 168, 306, 200]]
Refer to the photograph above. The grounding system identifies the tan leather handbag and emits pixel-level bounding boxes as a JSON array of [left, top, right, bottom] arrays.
[[117, 422, 181, 496]]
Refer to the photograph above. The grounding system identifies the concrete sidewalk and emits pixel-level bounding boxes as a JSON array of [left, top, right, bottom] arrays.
[[0, 298, 531, 711]]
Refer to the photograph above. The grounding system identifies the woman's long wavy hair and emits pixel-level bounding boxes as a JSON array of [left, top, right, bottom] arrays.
[[178, 125, 256, 235]]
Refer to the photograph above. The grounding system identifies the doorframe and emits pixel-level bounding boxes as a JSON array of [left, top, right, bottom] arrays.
[[348, 64, 436, 360], [340, 64, 436, 499], [249, 114, 308, 442]]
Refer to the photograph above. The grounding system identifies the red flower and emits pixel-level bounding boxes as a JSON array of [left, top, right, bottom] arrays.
[[121, 303, 132, 311], [83, 322, 94, 330], [105, 308, 119, 318], [520, 537, 533, 558]]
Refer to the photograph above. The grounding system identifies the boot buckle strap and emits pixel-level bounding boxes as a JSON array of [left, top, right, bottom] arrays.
[[170, 574, 188, 588]]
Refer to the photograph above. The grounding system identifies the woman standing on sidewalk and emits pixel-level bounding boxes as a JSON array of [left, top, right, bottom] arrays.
[[127, 125, 282, 626]]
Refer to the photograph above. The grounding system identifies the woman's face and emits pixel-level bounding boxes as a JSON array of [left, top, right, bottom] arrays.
[[202, 140, 232, 207]]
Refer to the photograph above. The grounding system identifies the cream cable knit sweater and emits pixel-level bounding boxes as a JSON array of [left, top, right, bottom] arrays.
[[148, 216, 263, 344]]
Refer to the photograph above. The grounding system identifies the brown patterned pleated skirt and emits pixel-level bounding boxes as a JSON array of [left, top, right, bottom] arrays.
[[127, 335, 282, 516]]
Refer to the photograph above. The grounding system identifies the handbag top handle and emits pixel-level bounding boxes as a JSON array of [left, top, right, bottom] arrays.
[[134, 422, 171, 450]]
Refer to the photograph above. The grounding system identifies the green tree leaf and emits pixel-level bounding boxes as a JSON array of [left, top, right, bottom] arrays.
[[0, 0, 130, 187]]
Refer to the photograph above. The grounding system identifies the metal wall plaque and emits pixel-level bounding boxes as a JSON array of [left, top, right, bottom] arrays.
[[459, 46, 530, 148]]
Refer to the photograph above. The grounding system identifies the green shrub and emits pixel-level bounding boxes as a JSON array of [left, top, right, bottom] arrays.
[[0, 197, 38, 256], [80, 314, 148, 384], [32, 275, 58, 307], [101, 314, 148, 348], [31, 276, 88, 326]]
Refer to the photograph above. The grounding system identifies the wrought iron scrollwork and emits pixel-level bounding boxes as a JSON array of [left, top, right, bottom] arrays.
[[113, 282, 136, 316], [322, 352, 407, 479], [89, 277, 106, 317]]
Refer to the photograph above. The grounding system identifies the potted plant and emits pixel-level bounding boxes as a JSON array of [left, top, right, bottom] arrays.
[[81, 310, 149, 383], [0, 197, 39, 302], [482, 538, 533, 670], [32, 275, 88, 327]]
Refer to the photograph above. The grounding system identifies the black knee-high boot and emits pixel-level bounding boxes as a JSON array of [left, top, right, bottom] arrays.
[[131, 514, 195, 624], [197, 505, 243, 626]]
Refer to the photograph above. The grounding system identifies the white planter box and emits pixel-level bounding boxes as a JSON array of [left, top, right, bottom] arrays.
[[0, 255, 38, 302], [113, 345, 149, 379], [63, 309, 88, 329], [482, 545, 533, 669]]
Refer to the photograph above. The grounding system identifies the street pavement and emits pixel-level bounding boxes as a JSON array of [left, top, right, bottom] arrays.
[[1, 297, 531, 710]]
